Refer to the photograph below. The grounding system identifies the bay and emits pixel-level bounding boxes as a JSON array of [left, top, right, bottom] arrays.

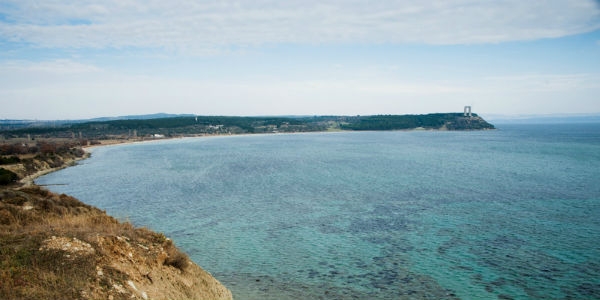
[[37, 124, 600, 299]]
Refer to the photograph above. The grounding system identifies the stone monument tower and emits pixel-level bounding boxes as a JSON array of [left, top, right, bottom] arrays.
[[464, 106, 472, 117]]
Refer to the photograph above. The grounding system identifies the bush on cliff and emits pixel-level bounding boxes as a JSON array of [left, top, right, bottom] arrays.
[[0, 156, 21, 165], [0, 168, 18, 185]]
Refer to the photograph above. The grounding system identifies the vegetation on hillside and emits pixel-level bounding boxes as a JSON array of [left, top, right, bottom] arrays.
[[0, 114, 495, 141], [0, 168, 18, 185], [340, 113, 494, 130], [0, 141, 87, 185]]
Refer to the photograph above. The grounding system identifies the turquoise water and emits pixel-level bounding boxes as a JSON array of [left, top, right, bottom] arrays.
[[37, 124, 600, 299]]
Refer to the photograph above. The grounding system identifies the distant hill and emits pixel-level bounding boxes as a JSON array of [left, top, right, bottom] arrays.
[[86, 113, 196, 122], [0, 113, 195, 130], [1, 113, 495, 140]]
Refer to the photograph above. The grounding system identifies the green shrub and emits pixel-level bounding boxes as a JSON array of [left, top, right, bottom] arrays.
[[0, 156, 20, 165], [0, 168, 18, 185]]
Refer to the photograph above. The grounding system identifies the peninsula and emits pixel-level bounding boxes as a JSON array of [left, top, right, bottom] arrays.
[[1, 113, 494, 143]]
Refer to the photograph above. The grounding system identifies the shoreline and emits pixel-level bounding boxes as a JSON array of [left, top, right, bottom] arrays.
[[28, 127, 485, 185], [23, 137, 182, 185], [20, 153, 90, 186]]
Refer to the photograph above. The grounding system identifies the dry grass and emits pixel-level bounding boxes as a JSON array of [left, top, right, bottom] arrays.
[[0, 185, 195, 299], [0, 186, 109, 299], [163, 239, 190, 272]]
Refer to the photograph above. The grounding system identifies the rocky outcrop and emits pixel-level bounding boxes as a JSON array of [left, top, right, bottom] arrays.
[[443, 115, 495, 130]]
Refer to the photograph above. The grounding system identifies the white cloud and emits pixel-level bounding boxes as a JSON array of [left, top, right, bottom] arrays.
[[0, 59, 101, 74], [1, 0, 599, 53], [0, 60, 104, 93], [482, 73, 600, 92]]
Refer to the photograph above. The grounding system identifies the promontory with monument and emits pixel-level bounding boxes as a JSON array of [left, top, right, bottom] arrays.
[[1, 109, 493, 142]]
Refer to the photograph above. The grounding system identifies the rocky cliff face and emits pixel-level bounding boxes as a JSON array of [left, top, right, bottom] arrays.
[[0, 186, 232, 300], [442, 115, 495, 130]]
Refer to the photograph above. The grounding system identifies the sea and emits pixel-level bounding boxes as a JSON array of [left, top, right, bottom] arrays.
[[37, 123, 600, 299]]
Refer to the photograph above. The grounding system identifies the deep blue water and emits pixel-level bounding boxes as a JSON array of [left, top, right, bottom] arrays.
[[37, 124, 600, 299]]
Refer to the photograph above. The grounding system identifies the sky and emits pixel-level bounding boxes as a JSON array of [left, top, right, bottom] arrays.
[[1, 1, 599, 120]]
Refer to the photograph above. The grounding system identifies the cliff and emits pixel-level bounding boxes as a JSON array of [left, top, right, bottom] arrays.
[[0, 150, 232, 300], [339, 113, 495, 131]]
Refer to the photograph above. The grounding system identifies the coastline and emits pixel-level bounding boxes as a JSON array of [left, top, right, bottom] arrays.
[[25, 137, 176, 185], [20, 152, 90, 187], [28, 126, 489, 186]]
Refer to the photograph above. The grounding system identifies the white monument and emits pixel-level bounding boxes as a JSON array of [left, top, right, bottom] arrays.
[[464, 106, 472, 117]]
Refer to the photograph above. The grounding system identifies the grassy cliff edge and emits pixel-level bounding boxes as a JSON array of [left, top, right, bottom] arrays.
[[0, 150, 232, 300]]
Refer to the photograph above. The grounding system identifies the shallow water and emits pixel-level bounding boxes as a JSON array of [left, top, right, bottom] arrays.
[[38, 124, 600, 299]]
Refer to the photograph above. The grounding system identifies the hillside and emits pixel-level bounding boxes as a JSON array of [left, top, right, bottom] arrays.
[[0, 113, 495, 142], [0, 147, 232, 300], [339, 113, 494, 130]]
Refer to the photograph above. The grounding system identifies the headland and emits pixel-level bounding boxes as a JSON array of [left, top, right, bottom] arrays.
[[1, 113, 494, 146]]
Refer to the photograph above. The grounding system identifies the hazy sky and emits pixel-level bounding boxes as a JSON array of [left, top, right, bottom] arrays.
[[1, 1, 600, 120]]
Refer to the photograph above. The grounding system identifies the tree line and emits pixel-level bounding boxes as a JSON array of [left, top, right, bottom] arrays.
[[1, 114, 494, 139]]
